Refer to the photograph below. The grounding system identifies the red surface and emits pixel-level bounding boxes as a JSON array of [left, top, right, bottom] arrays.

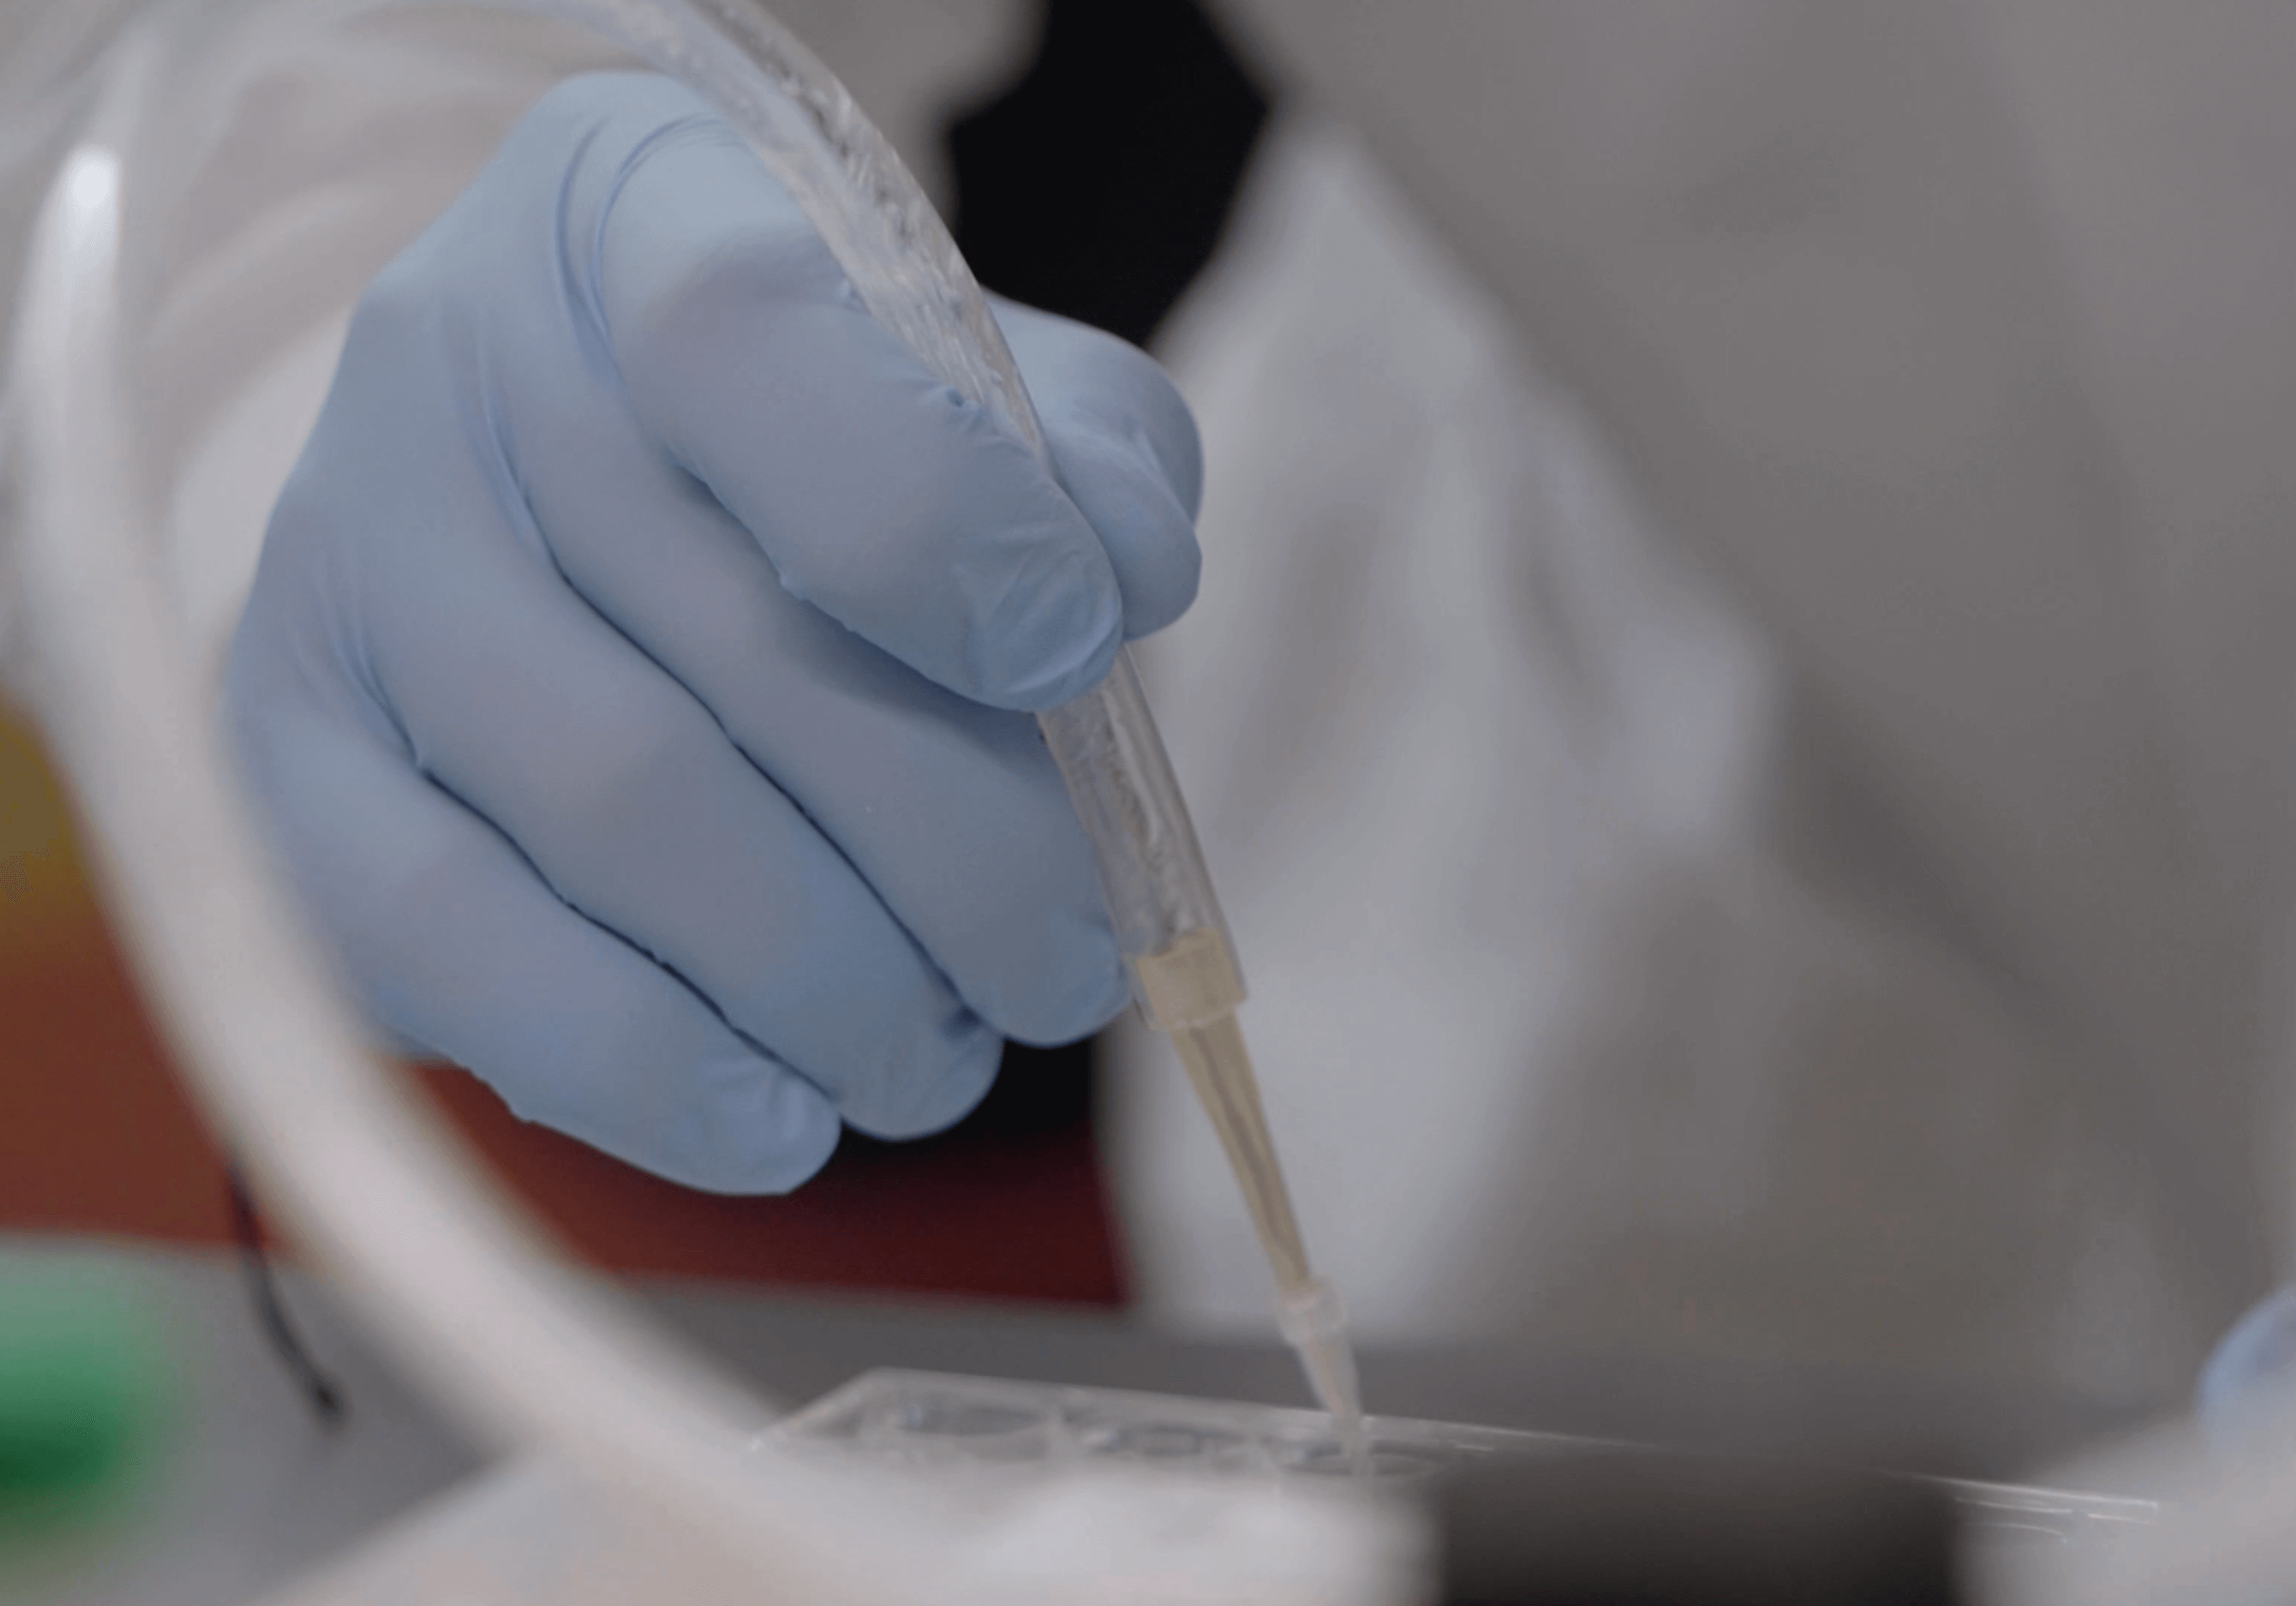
[[0, 716, 1125, 1306]]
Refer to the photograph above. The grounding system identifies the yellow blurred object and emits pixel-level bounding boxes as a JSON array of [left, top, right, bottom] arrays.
[[0, 712, 96, 962]]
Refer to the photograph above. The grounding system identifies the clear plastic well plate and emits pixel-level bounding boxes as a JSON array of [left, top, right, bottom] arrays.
[[768, 1369, 2159, 1555]]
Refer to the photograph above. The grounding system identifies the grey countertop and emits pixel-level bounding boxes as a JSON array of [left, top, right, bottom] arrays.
[[0, 1237, 2171, 1606]]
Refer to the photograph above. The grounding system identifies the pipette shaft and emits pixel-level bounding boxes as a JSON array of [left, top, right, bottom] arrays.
[[720, 32, 1363, 1447], [1039, 678, 1366, 1458]]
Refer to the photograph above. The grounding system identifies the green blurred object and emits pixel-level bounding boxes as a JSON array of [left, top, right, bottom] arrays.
[[0, 1261, 174, 1538]]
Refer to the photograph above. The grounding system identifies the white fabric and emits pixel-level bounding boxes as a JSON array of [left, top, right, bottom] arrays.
[[1118, 121, 2204, 1406], [1113, 1, 2296, 1408]]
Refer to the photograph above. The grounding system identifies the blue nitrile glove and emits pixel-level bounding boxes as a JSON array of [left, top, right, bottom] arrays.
[[224, 72, 1202, 1194], [2197, 1284, 2296, 1457]]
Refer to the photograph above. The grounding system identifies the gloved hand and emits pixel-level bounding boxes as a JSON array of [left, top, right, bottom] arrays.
[[2197, 1283, 2296, 1456], [224, 72, 1202, 1194]]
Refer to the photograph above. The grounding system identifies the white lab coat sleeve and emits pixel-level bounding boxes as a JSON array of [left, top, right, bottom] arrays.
[[0, 0, 1032, 706], [0, 3, 632, 710]]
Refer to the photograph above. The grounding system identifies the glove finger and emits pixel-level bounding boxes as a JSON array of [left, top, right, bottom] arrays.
[[579, 77, 1123, 711], [223, 661, 841, 1195], [995, 297, 1204, 641], [283, 415, 1011, 1141], [524, 419, 1129, 1048], [379, 545, 1006, 1141]]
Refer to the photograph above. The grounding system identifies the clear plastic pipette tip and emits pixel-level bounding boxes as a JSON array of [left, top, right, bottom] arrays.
[[1278, 1276, 1370, 1477]]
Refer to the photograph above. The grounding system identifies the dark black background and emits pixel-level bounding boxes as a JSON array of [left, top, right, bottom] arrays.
[[949, 0, 1270, 349]]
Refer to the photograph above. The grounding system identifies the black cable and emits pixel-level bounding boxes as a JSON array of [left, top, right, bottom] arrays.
[[226, 1166, 348, 1429]]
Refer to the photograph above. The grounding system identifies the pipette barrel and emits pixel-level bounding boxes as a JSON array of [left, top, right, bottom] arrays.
[[1036, 652, 1240, 1000], [709, 30, 1359, 1442]]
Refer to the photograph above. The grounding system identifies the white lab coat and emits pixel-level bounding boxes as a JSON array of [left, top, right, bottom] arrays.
[[5, 0, 2288, 1416], [1115, 0, 2296, 1412]]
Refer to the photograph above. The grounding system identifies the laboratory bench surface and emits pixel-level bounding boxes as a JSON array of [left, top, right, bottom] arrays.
[[0, 1236, 2171, 1606]]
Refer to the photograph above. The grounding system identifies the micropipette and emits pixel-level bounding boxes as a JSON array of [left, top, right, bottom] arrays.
[[1040, 665, 1368, 1465], [682, 18, 1368, 1458]]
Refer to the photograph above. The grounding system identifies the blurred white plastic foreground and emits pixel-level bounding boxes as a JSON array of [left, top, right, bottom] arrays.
[[0, 0, 1408, 1599], [250, 1454, 1420, 1606]]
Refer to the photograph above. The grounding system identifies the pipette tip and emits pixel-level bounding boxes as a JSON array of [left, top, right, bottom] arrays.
[[1278, 1276, 1371, 1477]]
